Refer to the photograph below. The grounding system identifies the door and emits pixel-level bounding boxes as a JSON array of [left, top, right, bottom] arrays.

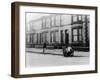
[[65, 30, 69, 45], [60, 30, 63, 44]]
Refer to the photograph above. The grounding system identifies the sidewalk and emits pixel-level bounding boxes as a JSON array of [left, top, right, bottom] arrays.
[[26, 48, 89, 57], [26, 48, 63, 55]]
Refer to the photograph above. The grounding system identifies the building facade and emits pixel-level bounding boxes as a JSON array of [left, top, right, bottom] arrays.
[[26, 14, 90, 51]]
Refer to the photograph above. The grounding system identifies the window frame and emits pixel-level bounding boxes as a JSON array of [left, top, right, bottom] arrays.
[[72, 26, 83, 43]]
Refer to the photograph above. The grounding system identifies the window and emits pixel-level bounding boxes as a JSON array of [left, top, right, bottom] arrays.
[[43, 33, 45, 42], [43, 32, 46, 42], [55, 15, 60, 26], [72, 27, 82, 42], [61, 15, 71, 25], [50, 31, 57, 43], [41, 33, 43, 43], [87, 15, 90, 22], [73, 15, 78, 22], [51, 15, 55, 27], [82, 15, 85, 21], [50, 31, 54, 43], [53, 32, 56, 42], [46, 17, 51, 28], [79, 29, 82, 41], [78, 15, 82, 21], [26, 34, 30, 43], [32, 34, 34, 43], [29, 34, 33, 43], [42, 18, 46, 29], [40, 33, 42, 44], [45, 32, 48, 42], [73, 29, 78, 41], [55, 31, 58, 42], [37, 33, 38, 44]]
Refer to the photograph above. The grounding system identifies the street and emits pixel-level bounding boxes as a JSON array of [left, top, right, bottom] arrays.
[[26, 48, 89, 67]]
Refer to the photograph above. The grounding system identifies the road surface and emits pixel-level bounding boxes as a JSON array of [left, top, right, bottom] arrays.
[[25, 48, 89, 67]]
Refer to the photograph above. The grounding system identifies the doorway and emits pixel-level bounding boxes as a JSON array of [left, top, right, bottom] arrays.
[[60, 30, 63, 44], [65, 30, 69, 45]]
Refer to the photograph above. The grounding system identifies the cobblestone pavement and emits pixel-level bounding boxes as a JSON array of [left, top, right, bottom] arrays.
[[26, 48, 89, 67]]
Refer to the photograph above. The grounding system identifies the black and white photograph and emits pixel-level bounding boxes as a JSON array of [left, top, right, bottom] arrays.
[[25, 13, 90, 67], [11, 2, 97, 78]]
